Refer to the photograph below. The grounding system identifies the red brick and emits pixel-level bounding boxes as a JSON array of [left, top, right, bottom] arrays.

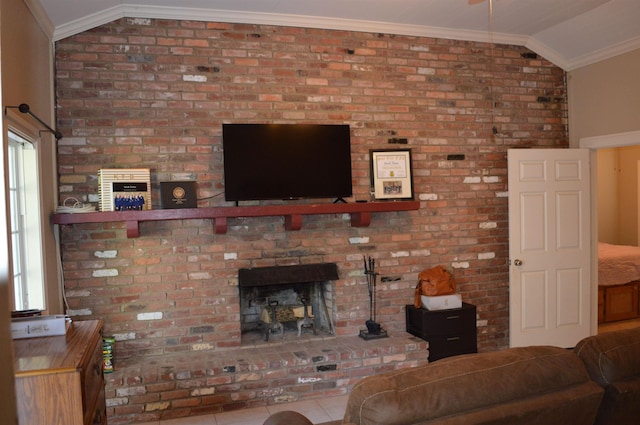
[[56, 17, 566, 423]]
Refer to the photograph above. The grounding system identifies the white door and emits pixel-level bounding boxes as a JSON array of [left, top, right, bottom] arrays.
[[508, 149, 592, 348]]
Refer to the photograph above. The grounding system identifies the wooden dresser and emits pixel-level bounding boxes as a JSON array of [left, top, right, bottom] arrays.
[[13, 320, 107, 425]]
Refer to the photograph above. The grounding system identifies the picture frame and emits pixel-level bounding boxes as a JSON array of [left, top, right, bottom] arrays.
[[370, 149, 414, 200]]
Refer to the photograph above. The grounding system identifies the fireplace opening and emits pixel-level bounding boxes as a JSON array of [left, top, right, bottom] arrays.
[[238, 263, 338, 345]]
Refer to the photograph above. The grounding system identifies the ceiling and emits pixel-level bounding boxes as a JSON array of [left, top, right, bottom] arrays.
[[31, 0, 640, 70]]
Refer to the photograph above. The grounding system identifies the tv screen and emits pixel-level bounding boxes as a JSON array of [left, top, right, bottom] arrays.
[[222, 124, 352, 202]]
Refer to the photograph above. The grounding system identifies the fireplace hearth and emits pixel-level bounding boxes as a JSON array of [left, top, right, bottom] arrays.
[[238, 263, 338, 344]]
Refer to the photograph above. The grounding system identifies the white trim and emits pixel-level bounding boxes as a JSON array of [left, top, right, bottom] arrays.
[[579, 130, 640, 149], [7, 131, 46, 311], [23, 0, 55, 40], [53, 4, 126, 41], [564, 36, 640, 72], [46, 4, 640, 71], [524, 37, 569, 71], [53, 4, 529, 47], [59, 3, 640, 71], [4, 108, 42, 143], [580, 130, 640, 327]]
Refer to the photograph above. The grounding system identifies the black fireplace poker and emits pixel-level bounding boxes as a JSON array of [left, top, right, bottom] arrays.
[[359, 255, 388, 340]]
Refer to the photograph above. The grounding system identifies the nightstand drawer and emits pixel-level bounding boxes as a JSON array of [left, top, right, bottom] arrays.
[[426, 333, 478, 361], [406, 303, 477, 361], [406, 303, 476, 336]]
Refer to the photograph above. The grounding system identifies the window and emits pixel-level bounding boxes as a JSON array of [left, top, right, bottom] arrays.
[[8, 130, 45, 311]]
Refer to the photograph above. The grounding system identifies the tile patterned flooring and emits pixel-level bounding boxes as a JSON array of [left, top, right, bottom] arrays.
[[140, 317, 640, 425], [140, 394, 348, 425]]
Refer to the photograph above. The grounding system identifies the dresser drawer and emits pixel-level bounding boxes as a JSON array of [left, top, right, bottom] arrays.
[[425, 332, 478, 361], [406, 303, 477, 361], [406, 303, 476, 336]]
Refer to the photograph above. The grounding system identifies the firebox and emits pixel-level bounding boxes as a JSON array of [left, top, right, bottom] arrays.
[[238, 263, 338, 344]]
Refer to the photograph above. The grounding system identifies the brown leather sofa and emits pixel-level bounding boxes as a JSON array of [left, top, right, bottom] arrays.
[[263, 327, 640, 425], [574, 327, 640, 425]]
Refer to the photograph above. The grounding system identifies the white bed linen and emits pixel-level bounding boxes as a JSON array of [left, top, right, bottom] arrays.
[[598, 242, 640, 286]]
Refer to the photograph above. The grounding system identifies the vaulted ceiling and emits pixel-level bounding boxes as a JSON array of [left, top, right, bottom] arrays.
[[31, 0, 640, 71]]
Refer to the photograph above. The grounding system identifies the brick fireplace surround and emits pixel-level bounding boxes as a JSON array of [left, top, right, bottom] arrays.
[[105, 263, 429, 424], [54, 15, 568, 425], [107, 333, 429, 424], [104, 260, 432, 424]]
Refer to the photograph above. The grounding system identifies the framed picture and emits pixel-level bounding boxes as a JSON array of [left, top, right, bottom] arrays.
[[370, 149, 414, 200]]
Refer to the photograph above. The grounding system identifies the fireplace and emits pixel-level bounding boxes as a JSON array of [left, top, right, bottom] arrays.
[[238, 263, 338, 344]]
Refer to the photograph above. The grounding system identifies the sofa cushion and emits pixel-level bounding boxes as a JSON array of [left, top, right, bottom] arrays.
[[574, 327, 640, 386], [574, 327, 640, 425], [343, 346, 602, 425]]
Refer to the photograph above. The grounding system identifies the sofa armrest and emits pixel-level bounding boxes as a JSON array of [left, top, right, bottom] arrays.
[[574, 328, 640, 425], [575, 327, 640, 386]]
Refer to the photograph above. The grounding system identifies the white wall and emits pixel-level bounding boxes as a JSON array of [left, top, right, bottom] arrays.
[[569, 49, 640, 247], [568, 49, 640, 146]]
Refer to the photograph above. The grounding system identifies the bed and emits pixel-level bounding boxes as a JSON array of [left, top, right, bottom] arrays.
[[598, 242, 640, 323]]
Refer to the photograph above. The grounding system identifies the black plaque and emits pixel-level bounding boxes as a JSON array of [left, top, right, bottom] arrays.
[[160, 181, 197, 209]]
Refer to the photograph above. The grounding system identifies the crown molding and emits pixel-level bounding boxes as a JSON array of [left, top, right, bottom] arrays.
[[526, 33, 640, 72], [24, 0, 54, 40], [42, 2, 640, 72], [52, 4, 528, 47], [564, 36, 640, 71], [54, 4, 587, 71], [524, 37, 569, 71], [53, 4, 126, 41], [580, 130, 640, 149]]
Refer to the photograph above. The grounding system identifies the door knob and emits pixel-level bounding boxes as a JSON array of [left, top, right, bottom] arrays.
[[514, 259, 523, 266]]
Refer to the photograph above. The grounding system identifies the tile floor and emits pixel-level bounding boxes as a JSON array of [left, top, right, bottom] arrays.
[[140, 394, 348, 425], [139, 317, 640, 425]]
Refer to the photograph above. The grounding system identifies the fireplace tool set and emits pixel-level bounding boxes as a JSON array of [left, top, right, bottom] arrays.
[[359, 255, 388, 340]]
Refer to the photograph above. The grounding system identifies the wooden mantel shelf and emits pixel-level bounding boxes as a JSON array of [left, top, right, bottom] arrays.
[[52, 200, 421, 237]]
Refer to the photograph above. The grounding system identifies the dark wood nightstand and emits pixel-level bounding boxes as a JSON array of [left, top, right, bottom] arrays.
[[406, 302, 477, 361]]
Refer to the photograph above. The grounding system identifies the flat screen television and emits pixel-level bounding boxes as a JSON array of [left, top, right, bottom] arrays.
[[222, 123, 352, 202]]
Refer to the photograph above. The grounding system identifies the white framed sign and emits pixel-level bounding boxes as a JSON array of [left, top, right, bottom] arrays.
[[370, 149, 414, 200]]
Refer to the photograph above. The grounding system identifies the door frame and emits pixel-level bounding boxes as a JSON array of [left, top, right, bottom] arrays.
[[580, 130, 640, 335]]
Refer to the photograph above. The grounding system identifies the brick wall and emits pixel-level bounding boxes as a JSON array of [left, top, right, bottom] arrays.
[[54, 17, 567, 421]]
